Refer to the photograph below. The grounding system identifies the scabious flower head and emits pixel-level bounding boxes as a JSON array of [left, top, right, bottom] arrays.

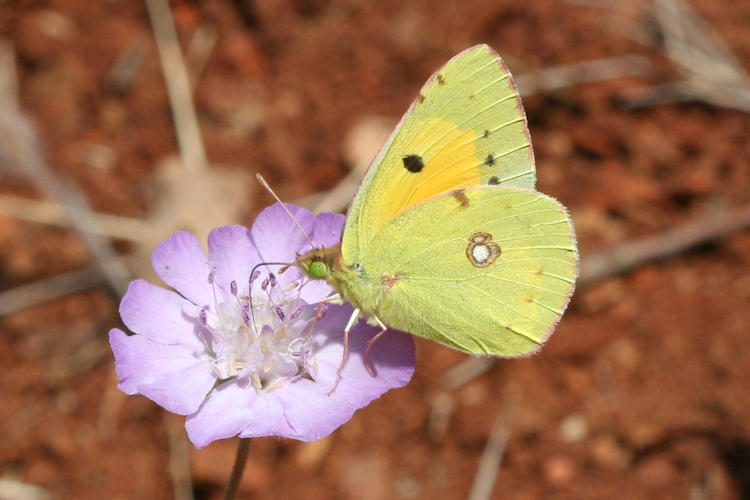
[[109, 204, 415, 448]]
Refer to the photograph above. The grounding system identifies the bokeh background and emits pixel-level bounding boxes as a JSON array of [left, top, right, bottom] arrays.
[[2, 0, 750, 498]]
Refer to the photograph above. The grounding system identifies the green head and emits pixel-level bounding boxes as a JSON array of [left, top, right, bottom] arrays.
[[308, 259, 331, 279], [296, 246, 340, 282]]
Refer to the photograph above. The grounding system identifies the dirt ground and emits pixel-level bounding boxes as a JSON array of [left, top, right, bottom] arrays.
[[2, 0, 750, 499]]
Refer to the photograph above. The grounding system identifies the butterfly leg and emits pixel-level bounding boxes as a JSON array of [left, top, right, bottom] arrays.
[[363, 316, 388, 376], [302, 300, 329, 344], [320, 293, 345, 305], [328, 307, 362, 395]]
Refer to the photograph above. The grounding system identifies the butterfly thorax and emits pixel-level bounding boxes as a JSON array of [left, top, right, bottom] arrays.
[[296, 245, 381, 315]]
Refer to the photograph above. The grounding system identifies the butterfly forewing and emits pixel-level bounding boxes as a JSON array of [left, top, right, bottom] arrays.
[[343, 45, 535, 262]]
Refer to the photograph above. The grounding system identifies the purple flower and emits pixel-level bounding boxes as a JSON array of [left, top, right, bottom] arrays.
[[109, 204, 415, 448]]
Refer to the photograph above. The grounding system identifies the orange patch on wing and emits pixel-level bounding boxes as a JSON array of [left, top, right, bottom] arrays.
[[381, 273, 405, 293], [451, 190, 470, 209], [367, 118, 485, 230]]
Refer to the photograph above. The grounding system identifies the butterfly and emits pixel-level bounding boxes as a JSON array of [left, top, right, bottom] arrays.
[[296, 44, 578, 376]]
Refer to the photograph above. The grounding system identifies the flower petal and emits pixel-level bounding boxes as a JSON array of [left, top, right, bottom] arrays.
[[151, 231, 212, 306], [119, 280, 202, 346], [314, 315, 416, 395], [109, 329, 215, 415], [287, 305, 415, 437], [186, 305, 415, 445], [185, 381, 291, 448], [297, 281, 334, 304], [312, 211, 345, 248], [207, 225, 258, 299], [257, 307, 414, 441], [251, 203, 314, 264]]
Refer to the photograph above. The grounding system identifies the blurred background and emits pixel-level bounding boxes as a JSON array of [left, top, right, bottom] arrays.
[[1, 0, 749, 498]]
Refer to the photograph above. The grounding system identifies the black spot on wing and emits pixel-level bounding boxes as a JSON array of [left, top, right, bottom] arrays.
[[402, 154, 425, 173], [484, 153, 495, 166], [483, 129, 490, 139], [488, 176, 500, 185]]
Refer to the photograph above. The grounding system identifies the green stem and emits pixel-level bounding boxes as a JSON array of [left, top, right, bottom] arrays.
[[223, 438, 252, 500]]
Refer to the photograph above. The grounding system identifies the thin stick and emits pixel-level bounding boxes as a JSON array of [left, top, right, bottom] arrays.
[[0, 478, 51, 500], [0, 41, 18, 105], [186, 24, 218, 89], [223, 438, 252, 500], [0, 267, 107, 317], [579, 204, 750, 287], [584, 0, 750, 112], [163, 413, 195, 500], [0, 44, 131, 296], [145, 0, 207, 173], [441, 357, 496, 392], [515, 54, 652, 96], [0, 194, 151, 241], [467, 391, 518, 500]]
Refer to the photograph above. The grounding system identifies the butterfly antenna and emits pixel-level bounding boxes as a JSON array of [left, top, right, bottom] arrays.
[[256, 173, 316, 247]]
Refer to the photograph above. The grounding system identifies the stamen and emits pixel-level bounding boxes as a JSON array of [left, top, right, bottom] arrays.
[[290, 305, 304, 320], [250, 269, 261, 281], [208, 270, 227, 336], [200, 260, 321, 394]]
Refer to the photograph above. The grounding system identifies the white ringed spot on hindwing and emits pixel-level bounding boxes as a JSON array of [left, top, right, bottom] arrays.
[[466, 232, 501, 268]]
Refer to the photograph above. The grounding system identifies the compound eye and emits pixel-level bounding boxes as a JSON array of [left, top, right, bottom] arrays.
[[309, 260, 330, 279]]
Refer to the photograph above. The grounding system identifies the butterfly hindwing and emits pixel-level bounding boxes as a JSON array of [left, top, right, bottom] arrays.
[[359, 187, 578, 355], [342, 45, 535, 262]]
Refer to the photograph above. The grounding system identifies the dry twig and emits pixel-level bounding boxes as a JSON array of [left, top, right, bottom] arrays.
[[186, 24, 219, 88], [0, 42, 131, 296], [579, 204, 750, 287], [0, 478, 51, 500], [0, 194, 151, 241], [578, 0, 750, 111], [515, 54, 651, 96], [145, 0, 208, 173], [163, 413, 196, 500], [467, 388, 519, 500]]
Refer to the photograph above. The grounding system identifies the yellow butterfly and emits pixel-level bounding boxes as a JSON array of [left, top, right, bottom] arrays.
[[297, 44, 578, 372]]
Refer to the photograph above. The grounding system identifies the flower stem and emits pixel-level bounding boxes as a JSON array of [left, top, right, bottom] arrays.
[[222, 438, 252, 500]]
